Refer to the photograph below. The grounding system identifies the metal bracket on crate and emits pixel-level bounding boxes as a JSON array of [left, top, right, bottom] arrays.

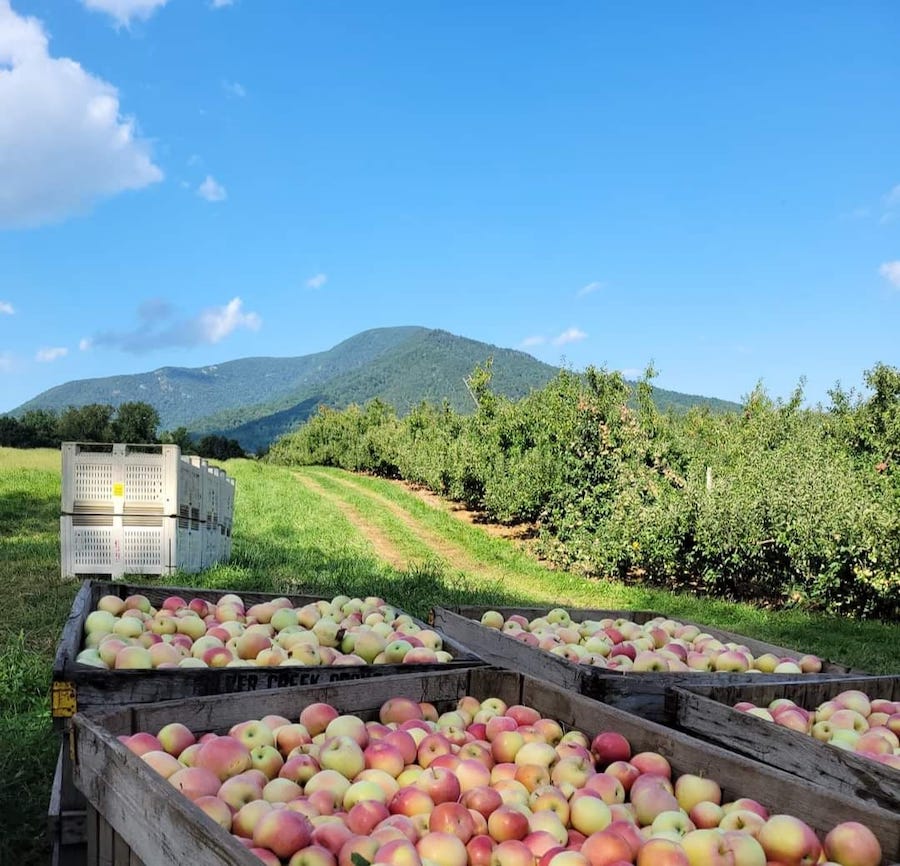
[[52, 681, 77, 718]]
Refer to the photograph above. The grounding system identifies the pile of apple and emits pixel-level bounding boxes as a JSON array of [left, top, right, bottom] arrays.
[[732, 688, 900, 770], [120, 694, 885, 866], [479, 610, 824, 675], [76, 592, 453, 670]]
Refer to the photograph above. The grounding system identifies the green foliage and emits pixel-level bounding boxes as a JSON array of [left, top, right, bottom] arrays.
[[195, 434, 246, 460], [1, 401, 161, 448], [269, 364, 900, 619], [111, 401, 161, 443]]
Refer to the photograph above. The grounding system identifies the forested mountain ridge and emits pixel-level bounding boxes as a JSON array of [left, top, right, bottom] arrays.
[[12, 326, 740, 452]]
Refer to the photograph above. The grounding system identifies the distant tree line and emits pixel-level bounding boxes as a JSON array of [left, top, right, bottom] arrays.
[[0, 402, 246, 459]]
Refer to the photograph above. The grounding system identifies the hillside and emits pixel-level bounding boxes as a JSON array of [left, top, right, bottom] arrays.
[[12, 326, 741, 452]]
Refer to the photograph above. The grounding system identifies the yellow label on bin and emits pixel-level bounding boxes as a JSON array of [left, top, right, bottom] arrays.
[[112, 482, 124, 497], [52, 681, 77, 718]]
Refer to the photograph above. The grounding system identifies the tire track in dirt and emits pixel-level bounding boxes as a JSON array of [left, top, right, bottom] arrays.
[[293, 472, 411, 572], [300, 468, 549, 597]]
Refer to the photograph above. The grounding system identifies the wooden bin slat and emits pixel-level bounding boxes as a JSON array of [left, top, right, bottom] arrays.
[[71, 668, 900, 865], [432, 607, 863, 723], [668, 676, 900, 813]]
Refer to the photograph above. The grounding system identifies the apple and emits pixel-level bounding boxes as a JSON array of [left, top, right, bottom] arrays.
[[629, 752, 671, 778], [579, 828, 634, 866], [301, 703, 341, 737], [140, 750, 182, 779], [417, 831, 469, 866], [674, 774, 721, 813], [391, 786, 436, 817], [218, 775, 264, 811], [167, 766, 221, 801], [156, 722, 196, 758], [429, 801, 477, 843], [718, 810, 764, 837], [636, 837, 689, 866], [604, 761, 640, 793], [194, 735, 252, 781], [493, 839, 538, 866], [688, 801, 724, 830], [463, 785, 505, 819], [720, 831, 765, 866], [590, 732, 631, 768], [338, 836, 380, 866], [582, 774, 625, 806], [650, 810, 695, 839], [680, 828, 734, 866], [305, 770, 352, 810], [263, 776, 304, 803], [569, 796, 612, 836], [319, 736, 366, 779], [757, 814, 821, 865], [381, 697, 426, 725], [823, 822, 882, 866], [488, 806, 530, 842], [416, 766, 461, 805]]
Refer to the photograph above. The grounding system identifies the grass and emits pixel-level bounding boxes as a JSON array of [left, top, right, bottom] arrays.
[[1, 448, 898, 865]]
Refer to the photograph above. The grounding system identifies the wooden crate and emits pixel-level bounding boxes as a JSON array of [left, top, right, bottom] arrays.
[[54, 582, 484, 719], [667, 675, 900, 813], [49, 580, 484, 856], [431, 605, 864, 723], [68, 668, 900, 865]]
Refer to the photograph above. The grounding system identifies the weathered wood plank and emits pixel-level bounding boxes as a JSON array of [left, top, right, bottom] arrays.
[[113, 828, 130, 866], [669, 681, 900, 812], [85, 804, 98, 866], [670, 675, 900, 706], [97, 813, 113, 866], [71, 668, 900, 864]]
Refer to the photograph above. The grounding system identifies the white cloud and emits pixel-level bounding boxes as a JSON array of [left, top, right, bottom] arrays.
[[620, 367, 642, 379], [0, 1, 162, 229], [879, 260, 900, 289], [91, 296, 261, 353], [520, 335, 546, 348], [552, 327, 587, 346], [80, 0, 169, 26], [79, 338, 93, 351], [306, 273, 327, 289], [576, 281, 603, 298], [211, 0, 233, 6], [198, 175, 227, 202], [196, 297, 261, 343], [36, 346, 68, 362], [0, 351, 13, 372], [223, 80, 246, 98], [0, 301, 14, 315]]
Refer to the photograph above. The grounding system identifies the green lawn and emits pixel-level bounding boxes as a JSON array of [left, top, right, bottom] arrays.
[[1, 449, 898, 865]]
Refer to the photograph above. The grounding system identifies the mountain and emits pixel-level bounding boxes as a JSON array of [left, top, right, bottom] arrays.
[[12, 326, 741, 452]]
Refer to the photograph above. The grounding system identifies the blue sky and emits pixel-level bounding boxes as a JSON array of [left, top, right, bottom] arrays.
[[1, 0, 898, 414]]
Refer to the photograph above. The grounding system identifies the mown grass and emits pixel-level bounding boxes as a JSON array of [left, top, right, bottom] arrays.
[[1, 449, 898, 866]]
